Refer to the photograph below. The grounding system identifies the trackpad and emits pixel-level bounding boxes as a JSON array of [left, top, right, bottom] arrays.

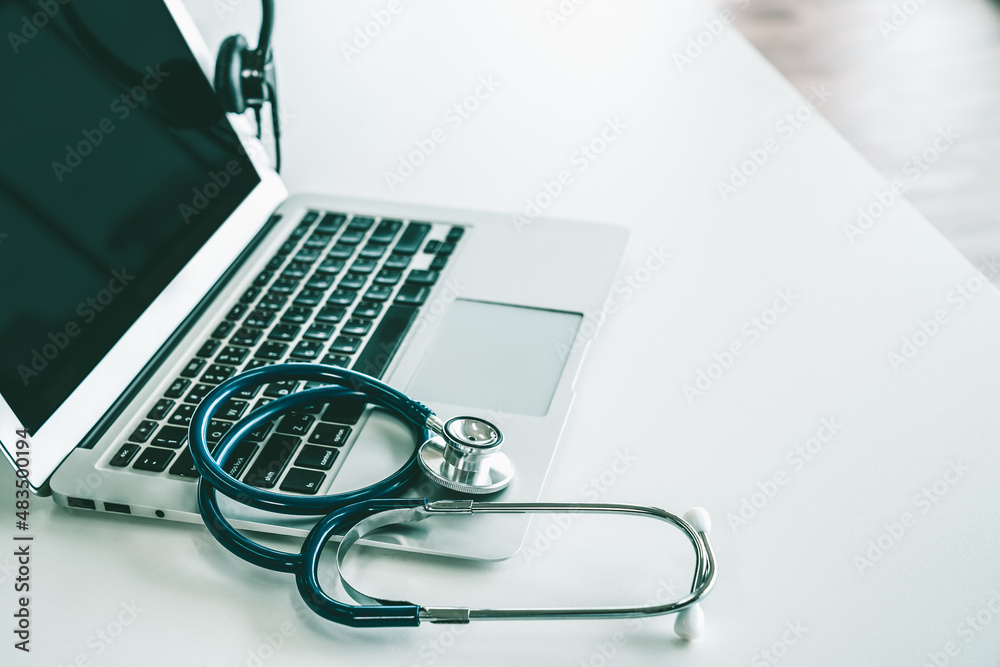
[[405, 300, 582, 416]]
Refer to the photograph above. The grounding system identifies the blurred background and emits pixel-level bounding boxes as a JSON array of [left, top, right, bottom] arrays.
[[713, 0, 1000, 283]]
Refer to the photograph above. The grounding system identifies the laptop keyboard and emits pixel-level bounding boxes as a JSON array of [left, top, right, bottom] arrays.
[[105, 209, 464, 495]]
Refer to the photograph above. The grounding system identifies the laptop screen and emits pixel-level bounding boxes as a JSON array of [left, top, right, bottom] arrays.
[[0, 1, 260, 432]]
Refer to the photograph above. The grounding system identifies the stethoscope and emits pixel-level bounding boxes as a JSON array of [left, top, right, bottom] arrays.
[[189, 363, 717, 638]]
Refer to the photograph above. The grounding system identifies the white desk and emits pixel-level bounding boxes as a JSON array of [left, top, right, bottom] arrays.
[[6, 1, 1000, 664]]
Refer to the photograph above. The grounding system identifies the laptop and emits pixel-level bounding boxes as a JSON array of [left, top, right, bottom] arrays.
[[0, 0, 627, 560]]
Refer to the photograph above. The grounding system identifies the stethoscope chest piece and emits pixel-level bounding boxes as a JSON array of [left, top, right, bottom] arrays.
[[419, 416, 513, 494]]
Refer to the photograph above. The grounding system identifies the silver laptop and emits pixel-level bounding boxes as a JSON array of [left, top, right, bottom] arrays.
[[0, 0, 627, 559]]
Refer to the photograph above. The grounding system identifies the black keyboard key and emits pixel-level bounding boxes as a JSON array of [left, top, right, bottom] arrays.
[[277, 412, 315, 437], [329, 336, 362, 354], [253, 271, 273, 287], [269, 278, 299, 294], [147, 398, 175, 421], [316, 258, 346, 274], [169, 404, 197, 427], [321, 398, 366, 425], [294, 248, 321, 263], [315, 306, 346, 323], [353, 304, 418, 378], [211, 321, 235, 339], [168, 447, 199, 478], [288, 226, 308, 241], [338, 230, 365, 245], [196, 339, 221, 358], [218, 399, 249, 421], [320, 354, 352, 368], [223, 440, 259, 479], [327, 289, 358, 306], [374, 269, 403, 286], [226, 304, 248, 321], [263, 381, 299, 398], [133, 447, 175, 472], [394, 222, 431, 255], [240, 286, 261, 303], [266, 255, 286, 271], [294, 290, 327, 307], [347, 216, 375, 231], [243, 434, 300, 488], [370, 219, 403, 245], [317, 212, 346, 233], [110, 443, 141, 467], [350, 258, 377, 274], [438, 242, 456, 256], [180, 358, 206, 378], [303, 324, 335, 341], [128, 420, 158, 443], [306, 275, 334, 291], [235, 384, 261, 400], [359, 244, 386, 260], [244, 359, 272, 372], [282, 262, 311, 279], [328, 244, 355, 259], [216, 346, 250, 366], [258, 292, 287, 310], [394, 284, 430, 306], [302, 210, 321, 225], [295, 445, 339, 470], [364, 285, 393, 302], [244, 310, 275, 329], [339, 273, 367, 290], [406, 269, 439, 286], [305, 233, 333, 249], [268, 324, 301, 341], [206, 419, 234, 446], [310, 423, 353, 445], [281, 307, 313, 324], [201, 364, 236, 385], [280, 468, 326, 495], [384, 253, 411, 270], [256, 341, 288, 360], [424, 239, 441, 254], [353, 302, 382, 319], [184, 383, 214, 405], [429, 255, 448, 271], [446, 226, 465, 243], [278, 241, 297, 255], [231, 327, 263, 347], [152, 425, 188, 449], [290, 340, 325, 360], [342, 318, 371, 336], [164, 378, 190, 399]]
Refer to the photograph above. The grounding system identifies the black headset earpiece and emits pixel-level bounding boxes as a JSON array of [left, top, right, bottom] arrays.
[[214, 0, 280, 171]]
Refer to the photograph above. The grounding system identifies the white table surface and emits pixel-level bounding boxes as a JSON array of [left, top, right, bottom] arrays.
[[5, 1, 1000, 665]]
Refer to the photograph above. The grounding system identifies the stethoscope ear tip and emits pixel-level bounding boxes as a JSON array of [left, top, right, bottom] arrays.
[[674, 603, 705, 641], [683, 507, 712, 534]]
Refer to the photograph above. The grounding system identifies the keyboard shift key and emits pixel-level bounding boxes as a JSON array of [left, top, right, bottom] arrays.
[[243, 434, 300, 488], [133, 447, 175, 472], [280, 468, 326, 495]]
